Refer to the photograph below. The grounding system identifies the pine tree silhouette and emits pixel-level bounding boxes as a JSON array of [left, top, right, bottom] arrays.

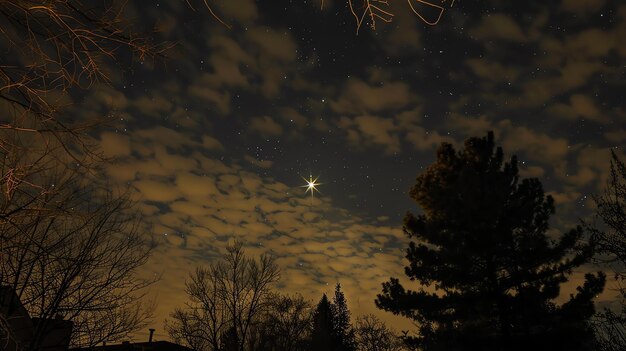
[[333, 284, 356, 351], [375, 132, 605, 351], [311, 294, 337, 350], [310, 286, 357, 351]]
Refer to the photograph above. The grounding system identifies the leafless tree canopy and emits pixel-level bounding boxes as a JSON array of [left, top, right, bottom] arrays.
[[0, 0, 166, 122], [166, 242, 280, 351], [0, 147, 155, 348], [354, 314, 404, 351], [0, 1, 162, 348], [590, 150, 626, 351], [592, 150, 626, 270], [0, 0, 172, 230], [252, 293, 313, 351]]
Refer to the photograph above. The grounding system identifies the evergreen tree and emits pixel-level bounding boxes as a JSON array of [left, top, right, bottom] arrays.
[[333, 284, 357, 351], [311, 294, 337, 351], [375, 132, 605, 351]]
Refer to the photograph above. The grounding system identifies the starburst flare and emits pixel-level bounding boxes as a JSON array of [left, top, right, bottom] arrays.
[[301, 175, 322, 200]]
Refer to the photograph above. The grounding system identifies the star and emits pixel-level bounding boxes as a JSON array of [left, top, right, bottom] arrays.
[[301, 174, 322, 199]]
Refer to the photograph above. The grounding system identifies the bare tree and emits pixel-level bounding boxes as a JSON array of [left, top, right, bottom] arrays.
[[252, 293, 313, 351], [0, 0, 168, 121], [167, 265, 230, 351], [167, 242, 280, 351], [0, 0, 166, 283], [0, 145, 155, 348], [354, 314, 403, 351], [592, 150, 626, 274], [0, 1, 225, 346], [320, 0, 455, 33], [590, 150, 626, 351]]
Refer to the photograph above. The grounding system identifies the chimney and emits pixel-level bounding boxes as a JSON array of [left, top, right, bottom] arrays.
[[149, 328, 155, 343]]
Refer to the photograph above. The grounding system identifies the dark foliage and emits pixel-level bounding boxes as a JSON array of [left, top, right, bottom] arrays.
[[311, 294, 337, 351], [333, 284, 357, 351], [309, 284, 357, 351], [376, 132, 605, 351]]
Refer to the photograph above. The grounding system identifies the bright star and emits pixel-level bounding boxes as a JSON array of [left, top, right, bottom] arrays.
[[301, 174, 321, 199]]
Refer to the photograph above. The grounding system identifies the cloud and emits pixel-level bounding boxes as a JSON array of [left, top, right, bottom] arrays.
[[207, 56, 249, 88], [469, 14, 526, 42], [331, 79, 413, 114], [89, 86, 129, 111], [277, 107, 308, 129], [449, 115, 570, 165], [134, 179, 182, 202], [448, 114, 494, 139], [605, 129, 626, 145], [547, 94, 608, 123], [135, 127, 200, 151], [246, 27, 297, 62], [406, 126, 454, 151], [560, 0, 607, 14], [541, 29, 614, 62], [455, 5, 622, 120], [466, 58, 520, 84], [373, 2, 422, 55], [176, 173, 220, 198], [244, 155, 274, 169], [519, 165, 546, 178], [338, 115, 401, 155], [133, 94, 173, 117], [188, 79, 232, 115], [249, 116, 284, 137], [558, 146, 626, 189], [202, 136, 224, 150], [200, 26, 299, 100], [498, 123, 570, 165], [100, 132, 131, 157], [216, 0, 258, 24]]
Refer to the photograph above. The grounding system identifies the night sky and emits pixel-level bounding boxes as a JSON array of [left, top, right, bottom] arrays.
[[75, 0, 625, 340]]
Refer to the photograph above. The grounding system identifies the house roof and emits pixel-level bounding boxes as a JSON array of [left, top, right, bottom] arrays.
[[72, 341, 194, 351], [0, 286, 34, 346], [1, 286, 74, 351]]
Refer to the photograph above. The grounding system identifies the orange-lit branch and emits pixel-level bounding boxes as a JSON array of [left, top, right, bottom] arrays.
[[185, 0, 231, 29], [345, 0, 456, 32], [408, 0, 445, 26], [0, 1, 170, 126], [349, 0, 394, 34]]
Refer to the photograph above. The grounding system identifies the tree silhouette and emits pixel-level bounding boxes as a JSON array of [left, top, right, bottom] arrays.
[[256, 293, 313, 351], [0, 160, 154, 348], [310, 285, 357, 351], [376, 132, 605, 351], [310, 294, 337, 351], [589, 150, 626, 351], [166, 241, 279, 351], [354, 314, 403, 351], [333, 284, 356, 351], [0, 3, 171, 344]]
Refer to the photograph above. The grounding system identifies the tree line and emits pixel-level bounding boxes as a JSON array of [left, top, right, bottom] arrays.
[[165, 241, 404, 351], [165, 134, 626, 351]]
